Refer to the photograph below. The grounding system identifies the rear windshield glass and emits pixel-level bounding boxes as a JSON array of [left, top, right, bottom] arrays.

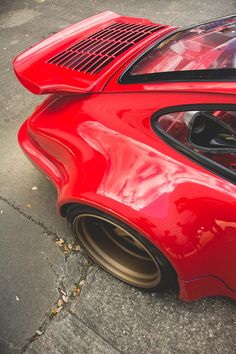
[[131, 16, 236, 75]]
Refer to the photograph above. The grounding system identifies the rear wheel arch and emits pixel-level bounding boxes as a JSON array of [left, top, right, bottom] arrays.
[[60, 202, 76, 217], [63, 202, 179, 291]]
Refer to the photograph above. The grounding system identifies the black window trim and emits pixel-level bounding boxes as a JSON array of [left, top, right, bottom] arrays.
[[151, 104, 236, 184], [119, 14, 236, 84]]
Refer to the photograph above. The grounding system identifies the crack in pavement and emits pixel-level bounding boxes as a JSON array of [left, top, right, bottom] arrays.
[[67, 310, 123, 354], [41, 251, 66, 285], [0, 194, 93, 352], [0, 194, 62, 243], [21, 261, 92, 353]]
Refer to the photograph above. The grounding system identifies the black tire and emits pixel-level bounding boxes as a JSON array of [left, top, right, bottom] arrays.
[[66, 204, 178, 291]]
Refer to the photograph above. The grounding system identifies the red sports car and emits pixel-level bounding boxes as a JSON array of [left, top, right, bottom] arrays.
[[14, 12, 236, 301]]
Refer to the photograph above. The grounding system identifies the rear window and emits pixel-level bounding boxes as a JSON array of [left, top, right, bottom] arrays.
[[132, 17, 236, 74], [121, 15, 236, 83]]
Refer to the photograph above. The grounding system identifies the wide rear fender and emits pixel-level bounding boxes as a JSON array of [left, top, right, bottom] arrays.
[[27, 94, 236, 295]]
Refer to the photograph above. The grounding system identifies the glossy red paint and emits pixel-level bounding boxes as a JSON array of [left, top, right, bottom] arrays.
[[15, 13, 236, 301]]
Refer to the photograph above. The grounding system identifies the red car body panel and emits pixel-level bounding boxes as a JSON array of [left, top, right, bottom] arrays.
[[15, 13, 236, 301]]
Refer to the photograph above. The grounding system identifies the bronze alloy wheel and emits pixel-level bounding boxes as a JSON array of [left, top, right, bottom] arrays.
[[72, 213, 161, 288], [67, 205, 178, 291]]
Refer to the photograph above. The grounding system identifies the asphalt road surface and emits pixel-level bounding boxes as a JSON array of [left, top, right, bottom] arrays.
[[0, 0, 236, 353]]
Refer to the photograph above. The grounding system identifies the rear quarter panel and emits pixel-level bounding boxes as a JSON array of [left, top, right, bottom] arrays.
[[28, 91, 236, 292]]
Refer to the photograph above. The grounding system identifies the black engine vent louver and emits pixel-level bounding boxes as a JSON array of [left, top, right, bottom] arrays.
[[47, 22, 163, 75]]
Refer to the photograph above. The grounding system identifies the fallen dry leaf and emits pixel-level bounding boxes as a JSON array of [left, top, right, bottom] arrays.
[[74, 245, 81, 251], [55, 238, 65, 246], [57, 299, 63, 307], [63, 245, 70, 253], [56, 306, 63, 313], [62, 295, 68, 303], [60, 289, 67, 296], [50, 300, 64, 317], [72, 287, 81, 297], [68, 243, 73, 251], [51, 307, 58, 316]]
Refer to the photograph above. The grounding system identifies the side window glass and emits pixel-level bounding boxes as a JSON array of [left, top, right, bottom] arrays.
[[154, 108, 236, 181]]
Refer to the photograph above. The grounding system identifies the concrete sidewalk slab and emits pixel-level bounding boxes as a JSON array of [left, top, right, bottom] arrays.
[[71, 269, 236, 354], [26, 268, 236, 354], [26, 312, 119, 354], [0, 121, 70, 239], [0, 200, 65, 353]]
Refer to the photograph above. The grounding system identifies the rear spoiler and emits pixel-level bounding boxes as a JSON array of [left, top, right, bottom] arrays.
[[13, 11, 171, 94]]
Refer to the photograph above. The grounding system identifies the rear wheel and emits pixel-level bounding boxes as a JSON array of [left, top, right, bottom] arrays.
[[67, 205, 177, 290]]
